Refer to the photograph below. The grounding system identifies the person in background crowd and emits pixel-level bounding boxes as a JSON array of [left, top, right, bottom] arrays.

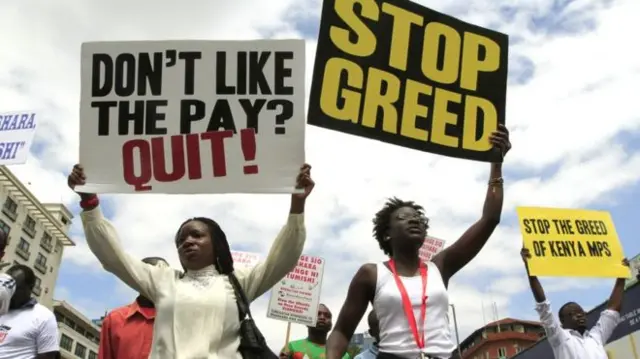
[[68, 163, 314, 359], [0, 228, 8, 267], [354, 310, 379, 359], [327, 125, 511, 359], [0, 264, 59, 359], [281, 304, 350, 359], [521, 247, 630, 359], [0, 229, 16, 315], [99, 256, 169, 359]]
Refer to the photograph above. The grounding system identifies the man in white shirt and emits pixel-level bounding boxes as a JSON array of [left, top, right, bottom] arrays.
[[0, 229, 16, 315], [0, 264, 59, 359], [521, 248, 629, 359]]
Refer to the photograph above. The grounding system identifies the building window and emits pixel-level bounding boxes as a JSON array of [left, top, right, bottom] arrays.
[[88, 351, 97, 359], [60, 334, 73, 351], [32, 276, 41, 296], [40, 232, 52, 252], [16, 238, 30, 260], [34, 252, 47, 274], [22, 215, 36, 238], [498, 347, 507, 357], [63, 317, 75, 329], [514, 343, 521, 353], [0, 219, 10, 240], [514, 324, 524, 333], [2, 198, 17, 221], [74, 342, 87, 358]]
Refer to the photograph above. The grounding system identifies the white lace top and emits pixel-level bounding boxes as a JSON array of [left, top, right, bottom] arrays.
[[81, 206, 306, 359]]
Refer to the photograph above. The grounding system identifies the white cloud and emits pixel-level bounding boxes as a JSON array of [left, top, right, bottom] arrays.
[[2, 0, 640, 352]]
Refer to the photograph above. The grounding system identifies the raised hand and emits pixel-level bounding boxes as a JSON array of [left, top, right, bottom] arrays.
[[292, 164, 314, 201], [489, 124, 511, 158]]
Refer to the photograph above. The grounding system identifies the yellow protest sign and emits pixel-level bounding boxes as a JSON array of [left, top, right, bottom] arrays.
[[516, 207, 630, 278]]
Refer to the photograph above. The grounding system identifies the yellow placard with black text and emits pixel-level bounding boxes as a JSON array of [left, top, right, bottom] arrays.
[[516, 207, 630, 278], [308, 0, 509, 162]]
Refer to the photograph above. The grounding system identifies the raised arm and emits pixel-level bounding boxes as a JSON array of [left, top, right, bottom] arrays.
[[605, 259, 630, 313], [521, 248, 566, 346], [327, 264, 376, 359], [238, 164, 314, 301], [590, 259, 630, 344], [69, 165, 167, 301], [432, 125, 510, 284], [521, 248, 546, 303]]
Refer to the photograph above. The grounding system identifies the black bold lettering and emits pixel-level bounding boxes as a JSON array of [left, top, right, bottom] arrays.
[[216, 52, 235, 94], [541, 219, 551, 234], [249, 51, 271, 95], [137, 52, 163, 96], [267, 99, 294, 135], [602, 241, 611, 256], [179, 100, 206, 134], [145, 100, 168, 135], [587, 241, 601, 256], [118, 100, 145, 135], [207, 100, 237, 133], [274, 51, 294, 95], [237, 51, 247, 95], [179, 51, 202, 95], [92, 54, 114, 97], [577, 242, 586, 256], [92, 101, 118, 135], [239, 99, 267, 133], [523, 219, 532, 234], [114, 53, 137, 97], [533, 241, 544, 256], [548, 241, 559, 256]]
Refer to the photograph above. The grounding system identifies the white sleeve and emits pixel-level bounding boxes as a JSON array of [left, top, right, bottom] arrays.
[[81, 206, 170, 300], [534, 300, 567, 347], [0, 274, 16, 315], [590, 309, 621, 345], [36, 312, 60, 354]]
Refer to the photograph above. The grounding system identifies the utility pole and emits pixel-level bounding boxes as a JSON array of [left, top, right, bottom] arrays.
[[450, 304, 462, 358]]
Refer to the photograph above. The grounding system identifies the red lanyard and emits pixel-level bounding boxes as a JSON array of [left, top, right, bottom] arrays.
[[388, 259, 428, 351]]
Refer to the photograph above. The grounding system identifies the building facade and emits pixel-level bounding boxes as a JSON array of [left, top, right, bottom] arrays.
[[54, 300, 100, 359], [0, 166, 74, 308], [454, 318, 545, 359], [349, 332, 376, 354]]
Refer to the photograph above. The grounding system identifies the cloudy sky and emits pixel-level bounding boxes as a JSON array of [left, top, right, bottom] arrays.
[[2, 0, 640, 352]]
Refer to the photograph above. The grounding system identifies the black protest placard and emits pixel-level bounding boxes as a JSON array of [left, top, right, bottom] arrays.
[[308, 0, 509, 162]]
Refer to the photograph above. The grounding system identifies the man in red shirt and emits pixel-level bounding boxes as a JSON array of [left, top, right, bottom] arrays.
[[98, 257, 168, 359]]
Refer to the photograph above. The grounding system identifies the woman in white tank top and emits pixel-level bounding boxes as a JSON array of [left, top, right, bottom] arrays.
[[326, 125, 511, 359]]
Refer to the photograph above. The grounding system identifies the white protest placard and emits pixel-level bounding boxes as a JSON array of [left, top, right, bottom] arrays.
[[625, 253, 640, 289], [77, 40, 305, 194], [267, 255, 324, 326], [0, 112, 37, 165], [231, 250, 261, 270], [419, 236, 446, 262]]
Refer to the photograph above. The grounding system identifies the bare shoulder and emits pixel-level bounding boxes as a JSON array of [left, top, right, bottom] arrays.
[[352, 263, 377, 287]]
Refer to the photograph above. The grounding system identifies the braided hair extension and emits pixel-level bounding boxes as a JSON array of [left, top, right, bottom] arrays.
[[175, 217, 234, 275]]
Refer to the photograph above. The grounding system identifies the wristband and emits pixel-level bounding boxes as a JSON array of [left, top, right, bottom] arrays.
[[80, 195, 99, 209]]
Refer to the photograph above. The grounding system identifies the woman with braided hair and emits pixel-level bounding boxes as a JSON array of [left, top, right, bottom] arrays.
[[327, 125, 511, 359], [68, 163, 315, 359]]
